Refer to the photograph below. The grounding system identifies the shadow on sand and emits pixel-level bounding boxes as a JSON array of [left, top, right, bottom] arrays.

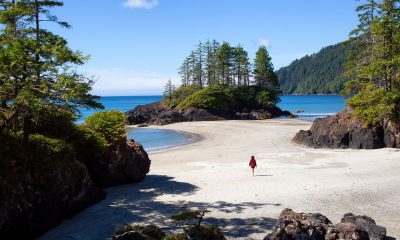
[[40, 175, 278, 240]]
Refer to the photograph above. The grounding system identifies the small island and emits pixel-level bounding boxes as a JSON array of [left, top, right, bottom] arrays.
[[127, 42, 292, 125]]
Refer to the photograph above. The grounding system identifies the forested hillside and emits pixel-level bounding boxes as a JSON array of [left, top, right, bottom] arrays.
[[277, 42, 350, 94]]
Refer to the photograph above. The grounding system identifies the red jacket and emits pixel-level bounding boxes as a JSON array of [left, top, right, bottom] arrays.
[[249, 159, 257, 168]]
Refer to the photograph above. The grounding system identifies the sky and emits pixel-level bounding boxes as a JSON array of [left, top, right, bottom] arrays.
[[50, 0, 360, 96]]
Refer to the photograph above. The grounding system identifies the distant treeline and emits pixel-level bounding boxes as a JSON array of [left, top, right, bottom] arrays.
[[277, 43, 350, 94]]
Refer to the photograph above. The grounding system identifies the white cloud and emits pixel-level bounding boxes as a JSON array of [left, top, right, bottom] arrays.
[[257, 38, 270, 47], [82, 67, 179, 96], [123, 0, 159, 9]]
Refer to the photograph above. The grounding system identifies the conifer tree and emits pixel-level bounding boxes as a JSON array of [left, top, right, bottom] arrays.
[[163, 78, 176, 101], [253, 46, 279, 92], [0, 0, 102, 136]]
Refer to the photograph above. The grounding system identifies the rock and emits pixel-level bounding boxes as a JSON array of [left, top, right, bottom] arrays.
[[264, 209, 386, 240], [293, 109, 400, 149], [341, 213, 386, 240], [0, 154, 105, 239], [84, 139, 151, 187], [126, 101, 292, 125], [335, 223, 369, 240], [137, 124, 149, 128]]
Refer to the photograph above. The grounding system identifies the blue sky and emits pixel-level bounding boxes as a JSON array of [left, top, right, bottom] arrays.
[[51, 0, 360, 96]]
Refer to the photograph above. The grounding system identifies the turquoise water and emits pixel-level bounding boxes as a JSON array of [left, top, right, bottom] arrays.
[[278, 95, 346, 121], [77, 95, 346, 151], [126, 128, 199, 152]]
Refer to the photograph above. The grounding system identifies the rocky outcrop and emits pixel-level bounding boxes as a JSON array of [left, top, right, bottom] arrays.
[[293, 110, 400, 149], [264, 209, 386, 240], [0, 154, 105, 239], [82, 139, 151, 188], [0, 136, 151, 239], [126, 101, 292, 125]]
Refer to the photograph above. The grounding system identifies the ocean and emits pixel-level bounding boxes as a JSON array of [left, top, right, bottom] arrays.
[[78, 95, 346, 151]]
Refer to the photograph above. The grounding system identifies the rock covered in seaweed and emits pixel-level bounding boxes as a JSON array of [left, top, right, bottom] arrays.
[[293, 110, 400, 149]]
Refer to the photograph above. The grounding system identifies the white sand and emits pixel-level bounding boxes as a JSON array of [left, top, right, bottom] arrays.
[[40, 119, 400, 240]]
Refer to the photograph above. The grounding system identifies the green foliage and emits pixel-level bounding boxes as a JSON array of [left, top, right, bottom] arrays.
[[84, 111, 127, 146], [277, 42, 350, 94], [179, 40, 252, 88], [170, 85, 279, 111], [347, 83, 400, 125], [166, 85, 199, 109], [254, 46, 279, 94], [163, 79, 176, 102], [177, 87, 232, 111], [256, 90, 278, 107], [0, 0, 103, 137], [343, 0, 400, 125]]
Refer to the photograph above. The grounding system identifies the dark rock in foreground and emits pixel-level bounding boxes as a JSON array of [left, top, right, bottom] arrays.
[[0, 153, 105, 239], [0, 139, 151, 239], [83, 139, 151, 187], [264, 209, 386, 240], [293, 110, 400, 149], [126, 101, 292, 125]]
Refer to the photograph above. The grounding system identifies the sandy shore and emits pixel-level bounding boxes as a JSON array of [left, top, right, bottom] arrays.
[[40, 119, 400, 240]]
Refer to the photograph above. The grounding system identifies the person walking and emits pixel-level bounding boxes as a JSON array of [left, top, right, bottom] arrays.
[[249, 156, 257, 176]]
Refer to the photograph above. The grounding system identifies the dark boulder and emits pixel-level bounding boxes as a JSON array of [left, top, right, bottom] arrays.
[[264, 209, 386, 240], [84, 139, 151, 187], [0, 152, 105, 239], [293, 110, 400, 149], [341, 213, 386, 240], [126, 101, 292, 125]]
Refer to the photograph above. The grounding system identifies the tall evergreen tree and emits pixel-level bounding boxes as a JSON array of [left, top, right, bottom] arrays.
[[0, 0, 101, 137], [194, 41, 205, 88], [217, 42, 234, 85], [343, 0, 400, 125], [163, 78, 176, 101], [253, 46, 279, 92], [233, 45, 251, 86]]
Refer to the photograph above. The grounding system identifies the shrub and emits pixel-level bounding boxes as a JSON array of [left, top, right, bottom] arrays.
[[347, 83, 400, 125], [166, 85, 199, 108], [256, 89, 278, 107], [84, 110, 127, 145], [177, 87, 232, 111]]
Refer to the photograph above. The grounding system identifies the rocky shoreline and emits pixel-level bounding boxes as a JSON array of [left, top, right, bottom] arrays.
[[126, 101, 293, 125], [293, 109, 400, 149]]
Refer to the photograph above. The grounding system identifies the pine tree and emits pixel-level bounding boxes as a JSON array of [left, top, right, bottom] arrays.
[[253, 46, 279, 91], [217, 42, 234, 85], [163, 78, 176, 101], [343, 0, 400, 125], [233, 45, 251, 86], [0, 0, 102, 136]]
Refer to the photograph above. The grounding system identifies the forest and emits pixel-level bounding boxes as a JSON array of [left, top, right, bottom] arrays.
[[277, 43, 350, 94]]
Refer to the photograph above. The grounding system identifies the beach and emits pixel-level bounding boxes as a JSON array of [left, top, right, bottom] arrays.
[[40, 119, 400, 240]]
